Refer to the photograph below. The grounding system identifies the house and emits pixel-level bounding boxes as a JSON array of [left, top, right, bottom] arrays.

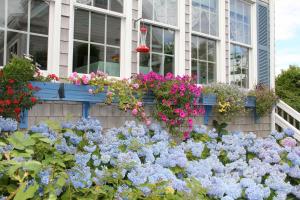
[[0, 0, 274, 88], [0, 0, 276, 134]]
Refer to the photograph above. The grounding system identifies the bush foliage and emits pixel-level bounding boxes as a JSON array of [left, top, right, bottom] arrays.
[[0, 118, 299, 200], [276, 65, 300, 112]]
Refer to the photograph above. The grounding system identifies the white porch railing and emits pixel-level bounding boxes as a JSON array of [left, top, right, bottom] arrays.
[[275, 100, 300, 141]]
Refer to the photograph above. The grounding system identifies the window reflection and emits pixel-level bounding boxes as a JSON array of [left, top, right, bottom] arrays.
[[139, 24, 175, 75], [7, 0, 28, 31], [230, 44, 249, 88], [192, 0, 219, 36], [143, 0, 178, 26], [191, 36, 216, 84], [73, 9, 121, 76]]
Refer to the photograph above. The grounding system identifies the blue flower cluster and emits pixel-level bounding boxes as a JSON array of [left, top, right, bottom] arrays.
[[0, 117, 17, 133], [6, 116, 299, 200]]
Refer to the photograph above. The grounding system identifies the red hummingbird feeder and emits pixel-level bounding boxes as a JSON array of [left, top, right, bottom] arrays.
[[136, 25, 150, 53]]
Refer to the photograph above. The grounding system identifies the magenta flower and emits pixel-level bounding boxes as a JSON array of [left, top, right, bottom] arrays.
[[132, 109, 138, 116], [179, 111, 186, 118]]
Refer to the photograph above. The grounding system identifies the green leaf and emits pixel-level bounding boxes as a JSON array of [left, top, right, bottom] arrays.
[[8, 132, 35, 150], [22, 161, 42, 173], [39, 137, 52, 144], [14, 181, 39, 200]]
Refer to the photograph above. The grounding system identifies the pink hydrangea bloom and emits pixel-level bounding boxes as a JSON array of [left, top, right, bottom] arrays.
[[280, 137, 297, 148]]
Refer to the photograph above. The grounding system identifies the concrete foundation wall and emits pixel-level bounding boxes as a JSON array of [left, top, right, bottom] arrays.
[[28, 102, 271, 138]]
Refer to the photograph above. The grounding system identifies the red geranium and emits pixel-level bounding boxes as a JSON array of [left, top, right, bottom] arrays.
[[30, 97, 37, 103], [14, 107, 21, 114]]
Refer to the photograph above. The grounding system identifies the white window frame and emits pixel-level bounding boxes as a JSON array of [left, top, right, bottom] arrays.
[[229, 0, 257, 89], [189, 0, 226, 84], [0, 0, 57, 75], [68, 0, 131, 78], [137, 0, 183, 76]]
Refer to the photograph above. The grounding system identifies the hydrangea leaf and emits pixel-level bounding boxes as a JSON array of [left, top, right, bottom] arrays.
[[14, 181, 39, 200], [8, 132, 35, 150]]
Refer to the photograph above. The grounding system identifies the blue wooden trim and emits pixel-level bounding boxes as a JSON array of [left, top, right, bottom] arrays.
[[30, 81, 61, 101], [245, 96, 256, 108], [204, 105, 213, 125], [64, 84, 107, 103], [19, 109, 28, 129], [201, 94, 217, 106], [82, 102, 91, 118]]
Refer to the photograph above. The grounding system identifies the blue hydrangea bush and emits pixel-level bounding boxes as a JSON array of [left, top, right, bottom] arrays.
[[0, 117, 299, 200]]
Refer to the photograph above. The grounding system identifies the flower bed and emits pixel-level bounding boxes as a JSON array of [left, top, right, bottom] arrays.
[[0, 117, 299, 200]]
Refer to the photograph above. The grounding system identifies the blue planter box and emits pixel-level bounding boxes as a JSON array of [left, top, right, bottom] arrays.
[[64, 84, 106, 103], [245, 96, 256, 108], [30, 81, 61, 101], [142, 90, 155, 104], [200, 94, 217, 105]]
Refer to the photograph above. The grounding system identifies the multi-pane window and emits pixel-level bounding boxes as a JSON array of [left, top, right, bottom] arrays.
[[142, 0, 178, 26], [191, 36, 216, 84], [230, 44, 249, 88], [73, 8, 121, 76], [192, 0, 218, 36], [0, 0, 49, 69], [76, 0, 123, 13], [230, 0, 251, 44], [139, 25, 175, 75]]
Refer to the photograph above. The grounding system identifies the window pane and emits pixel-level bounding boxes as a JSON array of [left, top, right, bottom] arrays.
[[106, 47, 120, 77], [207, 40, 216, 62], [90, 44, 104, 73], [8, 0, 28, 31], [73, 42, 88, 73], [0, 31, 4, 66], [164, 56, 174, 75], [151, 54, 163, 74], [199, 62, 207, 84], [110, 0, 123, 13], [208, 63, 215, 83], [210, 0, 217, 12], [210, 13, 218, 36], [0, 0, 4, 28], [152, 26, 163, 53], [191, 60, 198, 82], [6, 31, 27, 61], [91, 13, 105, 44], [154, 0, 166, 24], [74, 9, 89, 41], [77, 0, 92, 5], [94, 0, 107, 9], [198, 38, 207, 60], [142, 0, 153, 20], [164, 29, 175, 55], [29, 35, 48, 70], [192, 1, 200, 32], [230, 0, 251, 45], [30, 0, 49, 35], [167, 0, 177, 26], [107, 16, 121, 46], [139, 53, 150, 74], [230, 44, 249, 88], [200, 10, 209, 34], [191, 36, 198, 59]]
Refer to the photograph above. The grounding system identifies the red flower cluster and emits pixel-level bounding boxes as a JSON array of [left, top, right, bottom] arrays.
[[0, 70, 38, 120]]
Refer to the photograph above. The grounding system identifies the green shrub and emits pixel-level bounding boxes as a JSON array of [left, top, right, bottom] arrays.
[[249, 84, 278, 117], [203, 83, 246, 122], [2, 56, 36, 83], [276, 65, 300, 112]]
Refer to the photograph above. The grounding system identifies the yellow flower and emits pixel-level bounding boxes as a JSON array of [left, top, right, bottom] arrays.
[[165, 186, 175, 194]]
